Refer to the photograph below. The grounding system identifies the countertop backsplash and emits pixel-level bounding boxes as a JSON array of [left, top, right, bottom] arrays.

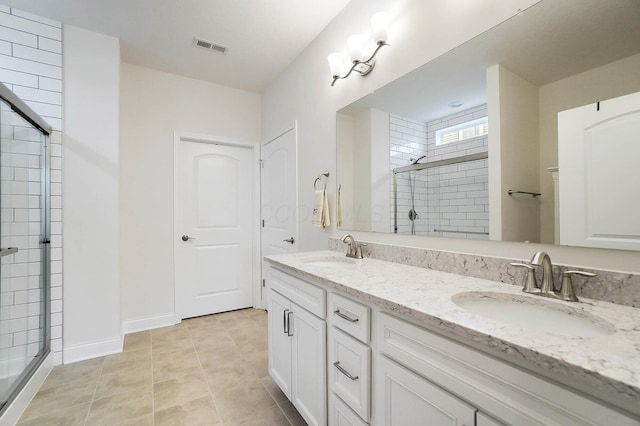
[[328, 238, 640, 308]]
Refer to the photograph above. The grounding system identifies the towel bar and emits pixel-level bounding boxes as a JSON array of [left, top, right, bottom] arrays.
[[433, 229, 489, 235], [508, 190, 541, 197]]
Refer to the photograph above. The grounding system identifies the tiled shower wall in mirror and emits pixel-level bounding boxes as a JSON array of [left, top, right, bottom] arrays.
[[0, 5, 63, 365], [391, 104, 489, 239]]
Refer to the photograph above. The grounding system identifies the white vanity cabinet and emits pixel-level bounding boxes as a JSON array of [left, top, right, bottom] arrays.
[[264, 253, 640, 426], [266, 267, 327, 426], [375, 312, 638, 426]]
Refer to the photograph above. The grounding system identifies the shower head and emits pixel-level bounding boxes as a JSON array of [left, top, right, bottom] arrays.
[[409, 155, 426, 165]]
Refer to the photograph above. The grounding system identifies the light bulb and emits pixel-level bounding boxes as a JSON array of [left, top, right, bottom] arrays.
[[347, 34, 364, 62], [327, 52, 344, 77], [371, 11, 389, 43]]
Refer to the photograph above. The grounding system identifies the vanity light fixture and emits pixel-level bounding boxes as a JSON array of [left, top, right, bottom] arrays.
[[328, 11, 390, 86]]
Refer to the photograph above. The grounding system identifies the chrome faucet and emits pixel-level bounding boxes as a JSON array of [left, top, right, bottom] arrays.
[[341, 234, 364, 259], [530, 251, 555, 296]]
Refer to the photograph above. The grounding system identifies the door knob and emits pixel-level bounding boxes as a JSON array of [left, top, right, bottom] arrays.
[[181, 235, 195, 241], [283, 237, 295, 244]]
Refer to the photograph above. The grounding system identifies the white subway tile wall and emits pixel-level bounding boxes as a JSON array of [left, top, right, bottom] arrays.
[[390, 105, 489, 239], [0, 6, 63, 366]]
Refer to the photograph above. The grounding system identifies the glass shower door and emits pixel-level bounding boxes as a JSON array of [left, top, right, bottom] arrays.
[[0, 96, 50, 412]]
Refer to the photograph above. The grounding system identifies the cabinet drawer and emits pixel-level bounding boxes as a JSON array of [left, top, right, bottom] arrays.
[[329, 393, 369, 426], [328, 327, 371, 422], [268, 268, 326, 318], [328, 292, 370, 343], [477, 412, 506, 426]]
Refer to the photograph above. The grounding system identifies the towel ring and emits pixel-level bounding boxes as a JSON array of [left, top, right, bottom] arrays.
[[314, 170, 330, 190]]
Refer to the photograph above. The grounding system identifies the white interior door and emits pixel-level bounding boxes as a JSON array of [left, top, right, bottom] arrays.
[[261, 127, 297, 296], [175, 137, 255, 319], [558, 91, 640, 250]]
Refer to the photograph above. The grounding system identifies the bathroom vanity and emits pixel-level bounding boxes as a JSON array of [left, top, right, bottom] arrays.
[[264, 250, 640, 426]]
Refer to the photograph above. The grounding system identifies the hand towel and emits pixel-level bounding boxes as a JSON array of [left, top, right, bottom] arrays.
[[312, 188, 331, 228], [321, 188, 330, 228]]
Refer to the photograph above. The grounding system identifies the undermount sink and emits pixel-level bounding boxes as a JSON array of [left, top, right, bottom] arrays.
[[300, 255, 359, 267], [451, 291, 615, 337]]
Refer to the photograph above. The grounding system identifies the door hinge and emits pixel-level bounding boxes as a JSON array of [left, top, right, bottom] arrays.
[[262, 279, 266, 288], [260, 159, 264, 168], [261, 219, 265, 227]]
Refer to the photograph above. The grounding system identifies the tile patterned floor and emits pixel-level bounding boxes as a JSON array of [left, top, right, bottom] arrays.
[[17, 308, 306, 425]]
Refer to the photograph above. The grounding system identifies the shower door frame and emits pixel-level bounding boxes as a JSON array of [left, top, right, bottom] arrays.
[[0, 82, 52, 415], [392, 152, 488, 236]]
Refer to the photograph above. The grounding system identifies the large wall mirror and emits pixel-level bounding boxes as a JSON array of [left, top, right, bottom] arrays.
[[336, 0, 640, 250]]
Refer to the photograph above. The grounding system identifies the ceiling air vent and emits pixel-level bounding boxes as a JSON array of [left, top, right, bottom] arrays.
[[192, 37, 227, 54]]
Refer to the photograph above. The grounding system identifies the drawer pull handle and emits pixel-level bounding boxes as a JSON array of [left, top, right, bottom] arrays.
[[333, 361, 359, 381], [287, 311, 293, 336], [333, 309, 359, 323], [283, 309, 289, 335]]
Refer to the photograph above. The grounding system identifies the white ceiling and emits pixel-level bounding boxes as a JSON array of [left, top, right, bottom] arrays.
[[3, 0, 352, 92]]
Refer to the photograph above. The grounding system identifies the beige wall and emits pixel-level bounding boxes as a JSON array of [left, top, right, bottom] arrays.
[[489, 65, 540, 242], [263, 0, 640, 274], [338, 108, 389, 232], [370, 108, 390, 233], [119, 63, 261, 325], [538, 53, 640, 243], [352, 109, 373, 230], [336, 112, 354, 229]]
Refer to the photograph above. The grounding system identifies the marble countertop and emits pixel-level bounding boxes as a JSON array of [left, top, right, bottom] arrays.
[[264, 250, 640, 417]]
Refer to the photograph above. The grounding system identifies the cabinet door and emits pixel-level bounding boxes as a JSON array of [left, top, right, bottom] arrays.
[[376, 356, 476, 426], [268, 289, 292, 399], [291, 304, 327, 426]]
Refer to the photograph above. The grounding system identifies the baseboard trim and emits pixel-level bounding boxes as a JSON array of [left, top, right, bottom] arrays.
[[122, 312, 179, 335], [0, 353, 53, 425], [63, 336, 122, 364]]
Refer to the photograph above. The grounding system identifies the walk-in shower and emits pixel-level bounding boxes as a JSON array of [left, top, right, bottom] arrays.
[[0, 82, 51, 414], [393, 152, 489, 239]]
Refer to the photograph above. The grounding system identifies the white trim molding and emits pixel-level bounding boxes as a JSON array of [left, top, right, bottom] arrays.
[[122, 312, 180, 334], [63, 336, 122, 364]]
